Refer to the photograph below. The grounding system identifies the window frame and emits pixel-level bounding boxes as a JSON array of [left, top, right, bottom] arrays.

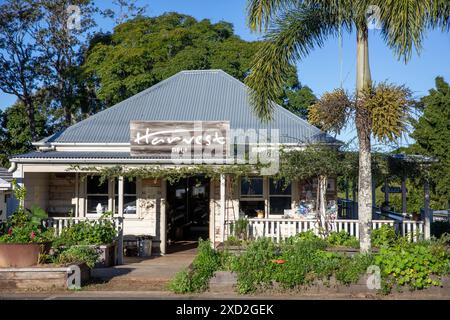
[[85, 175, 110, 216], [114, 178, 138, 215], [238, 177, 293, 218], [268, 178, 292, 217]]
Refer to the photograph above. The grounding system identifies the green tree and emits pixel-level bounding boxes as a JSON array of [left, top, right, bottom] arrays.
[[408, 77, 450, 208], [0, 0, 43, 140], [0, 100, 51, 167], [82, 12, 315, 115], [37, 0, 99, 127], [245, 0, 448, 252]]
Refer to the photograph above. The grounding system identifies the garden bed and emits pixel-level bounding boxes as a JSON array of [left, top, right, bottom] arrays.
[[0, 262, 90, 290], [208, 271, 450, 296]]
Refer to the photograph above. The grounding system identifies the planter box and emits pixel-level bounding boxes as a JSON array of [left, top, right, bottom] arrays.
[[208, 272, 450, 297], [58, 243, 117, 268], [94, 243, 117, 268], [0, 262, 90, 290], [0, 243, 43, 268]]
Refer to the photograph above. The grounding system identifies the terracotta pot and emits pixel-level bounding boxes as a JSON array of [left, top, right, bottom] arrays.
[[0, 243, 42, 267]]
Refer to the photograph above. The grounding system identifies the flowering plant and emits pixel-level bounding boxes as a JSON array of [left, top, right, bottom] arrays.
[[0, 181, 53, 244]]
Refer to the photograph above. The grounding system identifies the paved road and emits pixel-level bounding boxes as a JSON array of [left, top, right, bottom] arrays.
[[1, 290, 449, 300]]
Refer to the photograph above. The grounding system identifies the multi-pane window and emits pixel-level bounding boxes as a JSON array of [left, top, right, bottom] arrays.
[[86, 176, 109, 214], [239, 177, 264, 217], [269, 178, 292, 215], [114, 178, 137, 214]]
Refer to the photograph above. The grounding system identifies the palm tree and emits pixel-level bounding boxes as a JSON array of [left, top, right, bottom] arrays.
[[245, 0, 449, 252]]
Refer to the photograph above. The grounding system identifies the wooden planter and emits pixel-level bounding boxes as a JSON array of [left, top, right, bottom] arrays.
[[94, 243, 117, 268], [0, 262, 91, 290], [0, 243, 43, 268], [57, 243, 117, 268]]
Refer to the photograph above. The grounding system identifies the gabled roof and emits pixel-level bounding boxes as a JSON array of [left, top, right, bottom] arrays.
[[38, 70, 339, 145]]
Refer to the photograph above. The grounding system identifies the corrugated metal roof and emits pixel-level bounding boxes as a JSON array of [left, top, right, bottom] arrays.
[[0, 168, 12, 183], [40, 70, 339, 145]]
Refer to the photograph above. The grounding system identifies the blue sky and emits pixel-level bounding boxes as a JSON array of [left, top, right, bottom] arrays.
[[1, 0, 449, 145]]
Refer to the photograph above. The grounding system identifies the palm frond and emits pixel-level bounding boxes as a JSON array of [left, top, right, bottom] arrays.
[[245, 5, 339, 121], [377, 0, 449, 62], [247, 0, 294, 32]]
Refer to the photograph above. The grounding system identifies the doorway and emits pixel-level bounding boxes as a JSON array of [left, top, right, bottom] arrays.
[[166, 176, 210, 245]]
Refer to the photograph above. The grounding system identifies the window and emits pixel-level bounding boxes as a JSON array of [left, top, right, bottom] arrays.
[[269, 178, 292, 215], [114, 178, 137, 214], [239, 177, 264, 218], [240, 177, 263, 198], [86, 176, 109, 214], [239, 201, 265, 217]]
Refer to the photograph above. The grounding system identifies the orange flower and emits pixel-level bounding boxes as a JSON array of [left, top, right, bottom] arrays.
[[271, 259, 286, 264]]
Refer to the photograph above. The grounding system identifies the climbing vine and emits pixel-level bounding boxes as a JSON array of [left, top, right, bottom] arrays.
[[68, 163, 266, 185]]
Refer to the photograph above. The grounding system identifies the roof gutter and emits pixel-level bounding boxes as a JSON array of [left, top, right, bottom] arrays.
[[8, 161, 17, 173], [9, 158, 251, 165]]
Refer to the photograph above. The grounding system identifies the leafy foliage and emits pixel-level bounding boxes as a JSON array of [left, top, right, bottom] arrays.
[[52, 213, 117, 247], [408, 77, 450, 208], [55, 245, 100, 269], [371, 224, 398, 248], [169, 239, 223, 293], [0, 180, 53, 244], [326, 231, 359, 248], [375, 240, 450, 292]]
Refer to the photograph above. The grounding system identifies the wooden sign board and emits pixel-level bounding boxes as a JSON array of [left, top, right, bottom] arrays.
[[130, 121, 230, 158], [381, 186, 405, 193]]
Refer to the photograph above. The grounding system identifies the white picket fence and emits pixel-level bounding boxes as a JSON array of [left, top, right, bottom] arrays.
[[228, 218, 424, 243], [44, 217, 123, 236], [44, 216, 124, 264]]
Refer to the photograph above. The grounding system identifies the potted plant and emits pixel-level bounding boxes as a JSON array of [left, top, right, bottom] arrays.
[[0, 180, 53, 267]]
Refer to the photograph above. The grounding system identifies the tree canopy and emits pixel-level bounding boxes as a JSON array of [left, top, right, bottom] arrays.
[[82, 12, 316, 116], [407, 77, 450, 208]]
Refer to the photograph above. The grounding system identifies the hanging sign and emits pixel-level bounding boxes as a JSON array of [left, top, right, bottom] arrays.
[[130, 121, 229, 158], [381, 186, 405, 193]]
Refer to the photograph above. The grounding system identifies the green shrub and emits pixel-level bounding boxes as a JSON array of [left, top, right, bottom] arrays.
[[374, 240, 450, 292], [55, 246, 100, 268], [371, 224, 398, 247], [274, 242, 340, 289], [53, 213, 117, 247], [232, 238, 277, 293], [168, 269, 192, 294], [169, 240, 222, 293], [0, 207, 53, 244], [335, 254, 374, 285], [326, 231, 359, 248], [230, 218, 249, 240], [285, 230, 323, 244]]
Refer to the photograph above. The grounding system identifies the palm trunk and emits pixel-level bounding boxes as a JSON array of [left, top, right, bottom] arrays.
[[318, 175, 328, 237], [356, 26, 373, 253]]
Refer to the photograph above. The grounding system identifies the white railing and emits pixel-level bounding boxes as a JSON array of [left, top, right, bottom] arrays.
[[44, 216, 124, 264], [45, 216, 123, 236], [230, 218, 423, 243], [402, 220, 424, 243]]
